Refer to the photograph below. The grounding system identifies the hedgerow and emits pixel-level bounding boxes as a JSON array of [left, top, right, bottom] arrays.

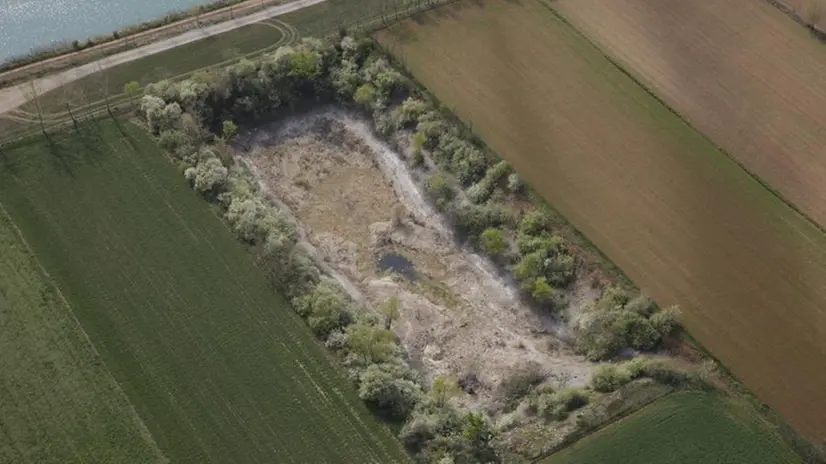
[[137, 33, 686, 462]]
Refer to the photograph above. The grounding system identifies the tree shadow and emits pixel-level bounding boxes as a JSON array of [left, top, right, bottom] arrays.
[[45, 137, 77, 178]]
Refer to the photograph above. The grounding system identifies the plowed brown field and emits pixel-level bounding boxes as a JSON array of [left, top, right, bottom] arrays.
[[378, 0, 826, 442], [551, 0, 826, 232]]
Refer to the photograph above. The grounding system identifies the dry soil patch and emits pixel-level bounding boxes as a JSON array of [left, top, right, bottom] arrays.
[[552, 0, 826, 233], [237, 110, 594, 409]]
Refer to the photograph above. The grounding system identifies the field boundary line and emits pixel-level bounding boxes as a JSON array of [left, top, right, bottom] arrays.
[[536, 0, 826, 242], [0, 0, 327, 116], [529, 389, 675, 463], [761, 0, 826, 42], [0, 199, 169, 464], [15, 18, 299, 122]]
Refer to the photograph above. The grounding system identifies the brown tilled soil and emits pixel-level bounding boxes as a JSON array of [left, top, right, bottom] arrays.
[[551, 0, 826, 233], [377, 0, 826, 443], [774, 0, 826, 31]]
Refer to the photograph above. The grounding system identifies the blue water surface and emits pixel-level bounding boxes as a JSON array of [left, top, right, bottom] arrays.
[[0, 0, 215, 62]]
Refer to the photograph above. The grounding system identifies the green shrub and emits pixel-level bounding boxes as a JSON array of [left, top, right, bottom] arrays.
[[292, 280, 354, 339], [416, 111, 450, 149], [359, 363, 424, 420], [544, 252, 576, 287], [354, 83, 377, 106], [480, 228, 508, 256], [399, 406, 461, 453], [639, 359, 692, 387], [518, 209, 551, 236], [575, 288, 674, 360], [425, 173, 454, 210], [466, 178, 496, 204], [536, 387, 590, 421], [411, 131, 426, 166], [650, 306, 682, 336], [325, 330, 349, 351], [507, 173, 523, 193], [529, 277, 558, 304], [623, 295, 658, 317], [453, 202, 514, 240], [346, 324, 398, 363], [516, 231, 563, 255], [622, 357, 649, 379], [158, 129, 188, 152], [451, 145, 488, 186], [184, 156, 228, 194], [590, 364, 632, 393], [615, 311, 659, 351], [467, 160, 511, 204], [395, 98, 429, 129], [513, 252, 543, 286]]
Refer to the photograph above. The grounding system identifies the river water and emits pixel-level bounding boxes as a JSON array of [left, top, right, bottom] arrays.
[[0, 0, 215, 63]]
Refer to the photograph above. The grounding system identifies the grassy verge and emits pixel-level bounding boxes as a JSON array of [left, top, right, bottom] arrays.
[[544, 392, 801, 464], [8, 0, 439, 132], [22, 20, 294, 115], [0, 0, 287, 85], [0, 119, 409, 463], [0, 204, 165, 463]]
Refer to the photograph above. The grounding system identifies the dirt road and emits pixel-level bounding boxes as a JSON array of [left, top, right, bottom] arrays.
[[0, 0, 325, 115]]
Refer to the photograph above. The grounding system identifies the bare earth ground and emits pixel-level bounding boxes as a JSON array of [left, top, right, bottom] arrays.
[[774, 0, 826, 31], [551, 0, 826, 232], [377, 0, 826, 442], [236, 110, 594, 410]]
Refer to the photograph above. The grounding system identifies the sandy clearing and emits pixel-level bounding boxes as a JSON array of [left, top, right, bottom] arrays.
[[236, 110, 595, 410], [551, 0, 826, 234], [378, 0, 826, 442]]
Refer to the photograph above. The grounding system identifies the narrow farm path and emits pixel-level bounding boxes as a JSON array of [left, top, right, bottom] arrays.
[[0, 0, 326, 115]]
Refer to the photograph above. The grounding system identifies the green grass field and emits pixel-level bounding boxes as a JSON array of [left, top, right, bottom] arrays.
[[0, 205, 165, 463], [545, 392, 800, 464], [280, 0, 420, 36], [23, 20, 293, 115], [0, 119, 409, 463], [16, 0, 425, 120]]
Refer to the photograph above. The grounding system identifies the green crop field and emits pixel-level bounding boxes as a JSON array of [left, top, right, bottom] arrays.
[[14, 0, 428, 121], [0, 120, 409, 463], [22, 20, 294, 115], [0, 205, 165, 463], [377, 0, 826, 441], [545, 392, 800, 464]]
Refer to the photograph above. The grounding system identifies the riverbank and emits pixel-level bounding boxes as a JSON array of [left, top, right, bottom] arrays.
[[0, 0, 286, 88]]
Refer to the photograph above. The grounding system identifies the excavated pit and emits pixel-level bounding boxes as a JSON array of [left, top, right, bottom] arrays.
[[235, 108, 595, 410]]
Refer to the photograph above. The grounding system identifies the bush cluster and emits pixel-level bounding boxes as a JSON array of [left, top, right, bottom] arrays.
[[589, 357, 708, 393], [525, 385, 590, 422], [139, 35, 502, 463], [511, 210, 575, 308], [138, 33, 694, 462], [574, 286, 682, 360]]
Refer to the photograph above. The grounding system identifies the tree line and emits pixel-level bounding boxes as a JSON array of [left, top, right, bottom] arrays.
[[136, 33, 691, 463]]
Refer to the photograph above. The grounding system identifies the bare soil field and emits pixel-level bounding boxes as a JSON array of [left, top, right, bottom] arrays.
[[378, 0, 826, 442], [772, 0, 826, 31], [551, 0, 826, 232], [235, 110, 595, 412]]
